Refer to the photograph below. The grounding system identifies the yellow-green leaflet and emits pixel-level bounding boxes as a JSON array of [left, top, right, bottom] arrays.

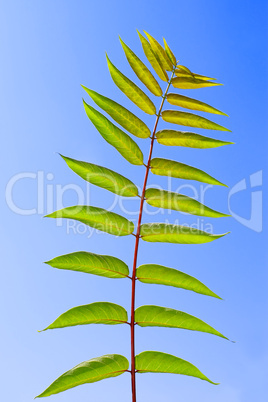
[[194, 73, 217, 81], [137, 30, 168, 82], [82, 86, 151, 138], [61, 155, 138, 197], [140, 223, 228, 244], [172, 76, 221, 89], [83, 101, 144, 165], [135, 351, 217, 384], [36, 354, 129, 398], [166, 93, 228, 115], [144, 31, 173, 71], [155, 130, 233, 149], [106, 54, 156, 115], [45, 251, 129, 278], [163, 38, 176, 65], [145, 188, 230, 217], [162, 110, 231, 131], [176, 65, 194, 77], [41, 302, 128, 331], [136, 264, 221, 298], [175, 68, 216, 81], [135, 305, 227, 339], [45, 206, 134, 236], [119, 37, 162, 97], [150, 158, 227, 187]]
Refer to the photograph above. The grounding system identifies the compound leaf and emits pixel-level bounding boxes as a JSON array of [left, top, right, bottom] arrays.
[[45, 251, 129, 279], [45, 206, 134, 236], [137, 30, 168, 82], [61, 155, 138, 197], [136, 264, 221, 299], [166, 93, 227, 115], [36, 354, 129, 398], [135, 305, 227, 339], [140, 223, 228, 244], [106, 54, 156, 114], [82, 86, 151, 138], [155, 130, 233, 148], [150, 158, 227, 187], [41, 302, 128, 331], [172, 76, 221, 89], [144, 31, 173, 71], [163, 38, 176, 66], [135, 351, 217, 384], [83, 101, 143, 165], [119, 37, 162, 97], [162, 110, 231, 131], [145, 188, 230, 217]]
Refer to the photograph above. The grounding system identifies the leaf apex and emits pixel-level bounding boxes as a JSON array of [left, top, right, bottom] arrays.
[[44, 212, 54, 218], [59, 153, 66, 161], [136, 29, 143, 38]]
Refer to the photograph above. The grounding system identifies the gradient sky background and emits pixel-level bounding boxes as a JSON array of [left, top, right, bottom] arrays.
[[1, 1, 267, 401]]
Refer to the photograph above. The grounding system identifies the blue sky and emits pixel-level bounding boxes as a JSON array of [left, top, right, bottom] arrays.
[[1, 1, 267, 401]]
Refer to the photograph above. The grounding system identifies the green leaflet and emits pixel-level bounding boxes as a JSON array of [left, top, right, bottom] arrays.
[[83, 101, 143, 165], [145, 188, 230, 218], [136, 264, 221, 299], [150, 158, 227, 187], [36, 354, 129, 398], [106, 54, 156, 115], [166, 93, 227, 115], [155, 130, 233, 149], [172, 76, 221, 89], [135, 305, 227, 339], [119, 37, 162, 97], [82, 86, 151, 138], [61, 155, 138, 197], [45, 206, 134, 237], [144, 31, 173, 71], [45, 251, 129, 278], [162, 110, 231, 131], [41, 302, 128, 331], [137, 30, 168, 82], [135, 351, 217, 384], [140, 223, 228, 244], [163, 38, 176, 66]]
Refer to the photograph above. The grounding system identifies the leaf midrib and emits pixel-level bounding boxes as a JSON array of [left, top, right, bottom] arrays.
[[44, 369, 127, 394], [65, 209, 133, 235]]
